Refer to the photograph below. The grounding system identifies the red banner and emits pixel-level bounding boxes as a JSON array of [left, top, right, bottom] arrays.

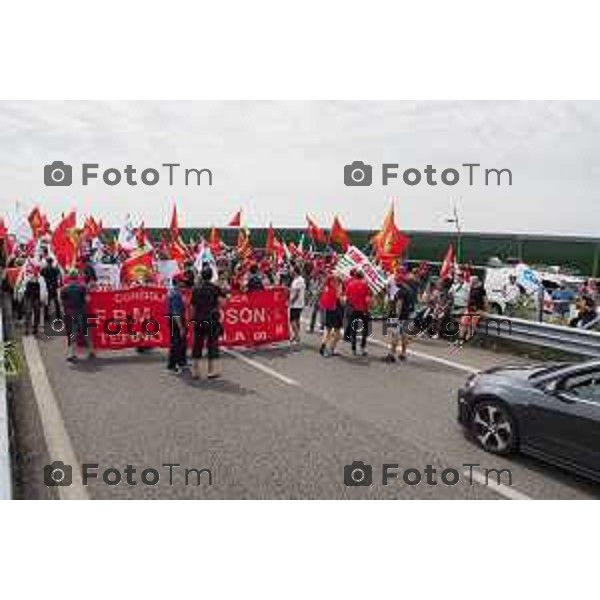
[[86, 286, 290, 350]]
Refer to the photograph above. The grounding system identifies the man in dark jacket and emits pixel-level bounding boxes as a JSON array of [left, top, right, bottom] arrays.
[[23, 267, 45, 336], [60, 271, 94, 361], [190, 266, 227, 379], [165, 276, 188, 373], [41, 257, 62, 321]]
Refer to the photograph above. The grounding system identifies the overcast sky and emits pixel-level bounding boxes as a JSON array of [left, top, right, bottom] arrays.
[[0, 100, 598, 236]]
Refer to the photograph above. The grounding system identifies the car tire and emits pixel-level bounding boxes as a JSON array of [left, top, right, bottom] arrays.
[[470, 398, 518, 456]]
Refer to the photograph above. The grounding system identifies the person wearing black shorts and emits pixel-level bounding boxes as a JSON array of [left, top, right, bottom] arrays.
[[385, 271, 417, 363], [191, 266, 227, 379], [319, 275, 343, 357]]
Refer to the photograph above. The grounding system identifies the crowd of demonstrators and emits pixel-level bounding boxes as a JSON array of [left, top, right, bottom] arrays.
[[0, 232, 485, 369], [11, 221, 600, 383]]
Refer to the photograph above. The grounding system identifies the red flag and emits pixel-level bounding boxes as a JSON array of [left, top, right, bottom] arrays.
[[82, 216, 102, 240], [158, 232, 169, 258], [272, 237, 284, 262], [169, 205, 180, 241], [4, 265, 21, 288], [208, 227, 222, 255], [372, 205, 410, 272], [306, 215, 326, 245], [372, 206, 410, 255], [169, 238, 188, 265], [228, 209, 242, 227], [121, 250, 154, 283], [329, 216, 349, 252], [135, 221, 151, 249], [237, 228, 252, 259], [28, 207, 46, 238], [265, 224, 275, 256], [0, 217, 7, 239], [439, 244, 454, 279], [4, 235, 15, 257], [51, 211, 78, 269]]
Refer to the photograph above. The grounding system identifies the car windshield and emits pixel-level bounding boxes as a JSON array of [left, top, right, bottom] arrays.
[[528, 363, 571, 379]]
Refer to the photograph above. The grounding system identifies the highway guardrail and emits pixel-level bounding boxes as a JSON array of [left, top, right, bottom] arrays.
[[477, 314, 600, 358]]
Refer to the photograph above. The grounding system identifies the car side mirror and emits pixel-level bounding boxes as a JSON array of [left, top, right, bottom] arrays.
[[544, 380, 559, 394]]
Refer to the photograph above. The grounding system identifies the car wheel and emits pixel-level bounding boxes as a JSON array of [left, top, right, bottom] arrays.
[[471, 399, 517, 455]]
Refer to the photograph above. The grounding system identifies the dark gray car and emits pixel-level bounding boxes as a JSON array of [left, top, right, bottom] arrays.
[[458, 360, 600, 482]]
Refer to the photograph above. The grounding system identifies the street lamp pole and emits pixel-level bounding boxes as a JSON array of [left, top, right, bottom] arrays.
[[445, 197, 462, 264]]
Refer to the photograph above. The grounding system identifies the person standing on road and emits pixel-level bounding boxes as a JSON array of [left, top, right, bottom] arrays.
[[306, 271, 325, 334], [344, 270, 371, 356], [289, 265, 306, 344], [23, 266, 47, 336], [384, 270, 417, 363], [458, 275, 487, 344], [319, 274, 343, 357], [41, 257, 62, 322], [60, 269, 94, 362], [165, 275, 187, 374], [191, 265, 227, 380]]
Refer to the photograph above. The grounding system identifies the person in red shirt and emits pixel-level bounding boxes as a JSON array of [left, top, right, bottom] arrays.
[[319, 273, 343, 357], [344, 270, 371, 356]]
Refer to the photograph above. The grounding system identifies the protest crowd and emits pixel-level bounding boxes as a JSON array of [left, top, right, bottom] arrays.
[[0, 205, 598, 379]]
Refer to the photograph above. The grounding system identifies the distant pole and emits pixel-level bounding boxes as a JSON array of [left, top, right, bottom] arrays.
[[446, 196, 462, 263]]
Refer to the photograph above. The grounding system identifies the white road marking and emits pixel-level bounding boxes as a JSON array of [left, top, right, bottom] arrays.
[[224, 348, 300, 387], [301, 316, 479, 374], [369, 338, 479, 374], [229, 339, 532, 499], [465, 469, 532, 500], [22, 337, 90, 500]]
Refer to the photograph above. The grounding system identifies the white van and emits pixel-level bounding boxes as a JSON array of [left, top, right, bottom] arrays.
[[484, 262, 585, 317], [484, 266, 519, 314]]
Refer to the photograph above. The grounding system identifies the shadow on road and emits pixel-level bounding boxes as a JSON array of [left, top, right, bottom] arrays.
[[181, 375, 255, 396]]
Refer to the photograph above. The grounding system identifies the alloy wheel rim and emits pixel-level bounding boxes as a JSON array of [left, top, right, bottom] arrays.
[[473, 404, 512, 452]]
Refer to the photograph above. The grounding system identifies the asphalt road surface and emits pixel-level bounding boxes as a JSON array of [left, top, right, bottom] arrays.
[[15, 323, 600, 500]]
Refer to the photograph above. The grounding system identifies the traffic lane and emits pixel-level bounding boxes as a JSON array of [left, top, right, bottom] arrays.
[[244, 333, 600, 499], [35, 336, 497, 499]]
